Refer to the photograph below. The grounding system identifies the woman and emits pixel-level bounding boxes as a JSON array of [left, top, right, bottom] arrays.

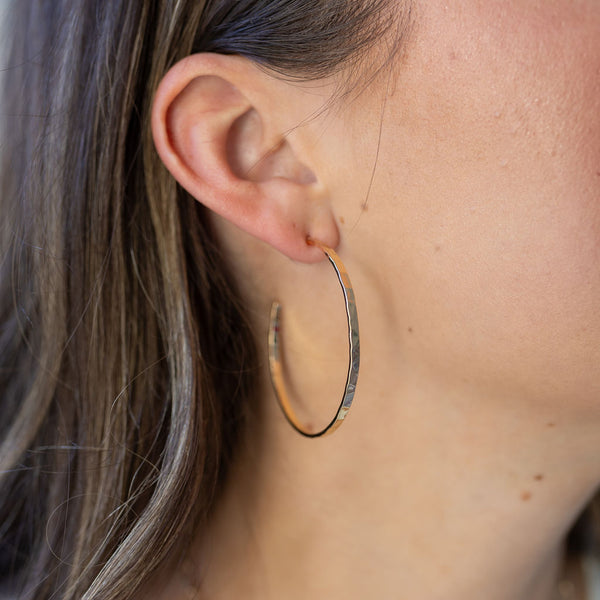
[[1, 1, 599, 599]]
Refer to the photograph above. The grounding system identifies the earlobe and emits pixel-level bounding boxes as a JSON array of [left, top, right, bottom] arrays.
[[151, 54, 339, 263]]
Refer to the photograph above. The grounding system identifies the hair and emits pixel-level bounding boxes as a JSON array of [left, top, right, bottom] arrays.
[[0, 1, 412, 599]]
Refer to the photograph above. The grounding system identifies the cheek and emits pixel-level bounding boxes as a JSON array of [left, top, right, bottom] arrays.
[[405, 203, 600, 399], [401, 0, 600, 186], [358, 1, 600, 402]]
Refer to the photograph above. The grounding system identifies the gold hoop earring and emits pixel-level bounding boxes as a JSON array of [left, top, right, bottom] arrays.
[[268, 240, 360, 438]]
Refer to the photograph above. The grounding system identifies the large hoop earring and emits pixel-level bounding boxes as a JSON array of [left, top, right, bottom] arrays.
[[268, 240, 360, 438]]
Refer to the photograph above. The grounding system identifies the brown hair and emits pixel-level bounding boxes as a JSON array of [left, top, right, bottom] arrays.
[[0, 1, 411, 599]]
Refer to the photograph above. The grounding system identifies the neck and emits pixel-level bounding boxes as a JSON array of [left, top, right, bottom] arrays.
[[180, 365, 598, 600], [156, 275, 600, 600]]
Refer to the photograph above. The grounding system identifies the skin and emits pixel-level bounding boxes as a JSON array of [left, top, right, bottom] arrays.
[[149, 1, 600, 598]]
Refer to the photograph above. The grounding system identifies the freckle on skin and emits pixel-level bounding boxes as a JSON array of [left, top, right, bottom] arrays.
[[434, 245, 441, 252], [534, 474, 544, 482], [408, 327, 413, 333], [546, 422, 556, 428], [521, 491, 532, 501], [339, 216, 345, 224]]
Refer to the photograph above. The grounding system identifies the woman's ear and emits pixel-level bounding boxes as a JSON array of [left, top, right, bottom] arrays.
[[151, 54, 339, 263]]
